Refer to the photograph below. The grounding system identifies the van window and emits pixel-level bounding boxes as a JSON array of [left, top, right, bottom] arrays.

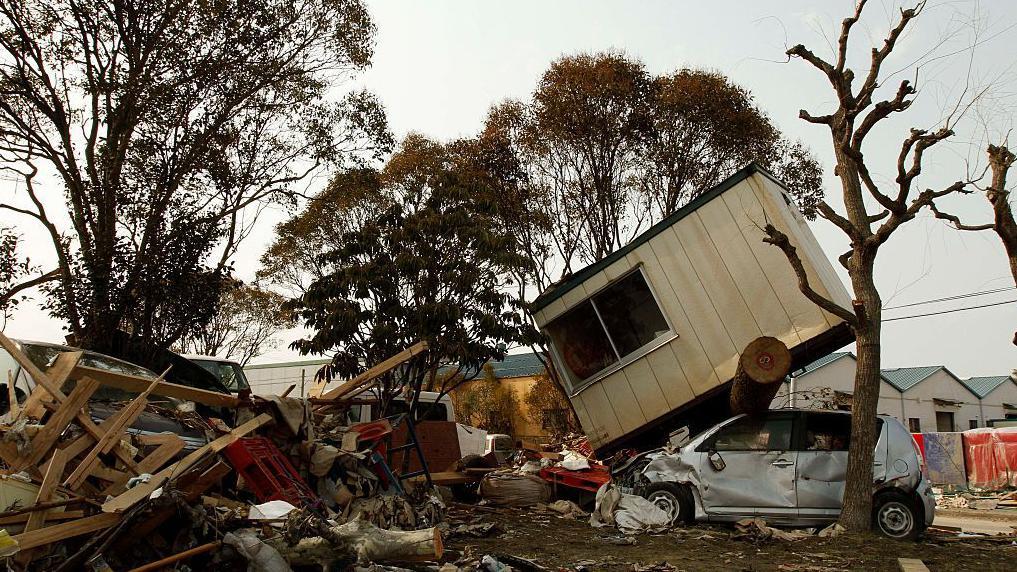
[[708, 415, 793, 451], [802, 413, 851, 451]]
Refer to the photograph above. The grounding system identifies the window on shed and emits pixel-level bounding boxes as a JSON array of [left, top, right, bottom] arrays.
[[969, 419, 979, 430], [908, 418, 921, 433], [545, 269, 672, 388]]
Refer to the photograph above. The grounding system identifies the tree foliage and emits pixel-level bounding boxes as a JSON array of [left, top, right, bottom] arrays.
[[288, 134, 537, 410], [178, 280, 296, 365], [0, 225, 47, 325], [0, 0, 392, 352], [483, 52, 824, 292], [523, 372, 580, 438], [451, 365, 520, 435]]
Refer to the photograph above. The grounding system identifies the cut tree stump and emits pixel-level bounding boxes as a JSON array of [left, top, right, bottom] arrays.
[[729, 336, 791, 416]]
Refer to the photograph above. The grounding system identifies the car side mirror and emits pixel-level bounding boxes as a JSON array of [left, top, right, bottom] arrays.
[[708, 450, 726, 471]]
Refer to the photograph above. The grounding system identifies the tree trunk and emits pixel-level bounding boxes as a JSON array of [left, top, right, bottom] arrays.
[[269, 520, 442, 567], [839, 267, 881, 531], [729, 336, 791, 416]]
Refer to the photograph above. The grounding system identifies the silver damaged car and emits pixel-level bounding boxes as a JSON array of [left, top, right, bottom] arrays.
[[639, 409, 935, 539]]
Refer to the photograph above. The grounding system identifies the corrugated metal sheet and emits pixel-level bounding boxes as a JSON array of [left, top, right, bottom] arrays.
[[961, 375, 1011, 399], [880, 366, 942, 392]]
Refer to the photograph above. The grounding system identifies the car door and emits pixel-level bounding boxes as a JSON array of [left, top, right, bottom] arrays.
[[796, 414, 888, 519], [697, 411, 798, 520], [795, 412, 851, 519]]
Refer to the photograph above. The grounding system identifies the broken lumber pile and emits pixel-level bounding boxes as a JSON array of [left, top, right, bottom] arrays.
[[0, 334, 447, 570]]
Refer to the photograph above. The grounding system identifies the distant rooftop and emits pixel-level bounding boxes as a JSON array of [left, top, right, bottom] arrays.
[[960, 375, 1012, 398], [796, 352, 1011, 396], [465, 352, 547, 380]]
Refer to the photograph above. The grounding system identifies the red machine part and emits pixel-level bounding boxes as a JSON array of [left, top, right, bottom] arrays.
[[223, 437, 315, 506]]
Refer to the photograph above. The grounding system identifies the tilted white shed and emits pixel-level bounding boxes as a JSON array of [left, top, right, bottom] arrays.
[[530, 164, 853, 453]]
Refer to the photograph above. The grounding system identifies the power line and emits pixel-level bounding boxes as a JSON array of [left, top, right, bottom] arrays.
[[884, 298, 1017, 322], [883, 286, 1016, 311]]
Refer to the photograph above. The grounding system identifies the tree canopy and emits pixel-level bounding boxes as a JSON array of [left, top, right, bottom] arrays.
[[287, 134, 537, 406], [0, 0, 392, 351], [483, 52, 824, 292]]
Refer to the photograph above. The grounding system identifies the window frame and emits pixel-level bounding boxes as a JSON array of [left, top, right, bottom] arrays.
[[546, 266, 678, 395]]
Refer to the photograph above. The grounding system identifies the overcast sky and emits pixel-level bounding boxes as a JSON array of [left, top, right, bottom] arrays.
[[4, 0, 1017, 377]]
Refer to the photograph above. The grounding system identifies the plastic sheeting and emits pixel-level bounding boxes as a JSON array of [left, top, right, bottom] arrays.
[[921, 432, 966, 486], [589, 483, 671, 534], [962, 427, 1017, 490]]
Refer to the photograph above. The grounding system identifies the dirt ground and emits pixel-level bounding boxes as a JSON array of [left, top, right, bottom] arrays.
[[444, 506, 1017, 571]]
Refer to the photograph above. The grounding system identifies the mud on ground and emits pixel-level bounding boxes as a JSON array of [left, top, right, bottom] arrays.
[[444, 506, 1017, 571]]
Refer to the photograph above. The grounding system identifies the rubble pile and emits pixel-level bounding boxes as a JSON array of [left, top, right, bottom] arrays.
[[0, 334, 445, 571]]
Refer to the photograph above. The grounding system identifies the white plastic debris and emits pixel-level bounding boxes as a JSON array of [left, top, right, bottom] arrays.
[[589, 483, 670, 534], [560, 449, 591, 471], [248, 500, 298, 521]]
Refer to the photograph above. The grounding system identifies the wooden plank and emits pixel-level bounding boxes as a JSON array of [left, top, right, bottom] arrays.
[[20, 351, 83, 420], [64, 375, 162, 489], [318, 341, 429, 401], [18, 377, 99, 469], [122, 461, 232, 542], [18, 448, 70, 565], [102, 414, 273, 513], [73, 365, 239, 407], [103, 434, 184, 496], [898, 558, 931, 572], [0, 332, 65, 402], [0, 510, 84, 525], [0, 335, 139, 473], [13, 512, 121, 551]]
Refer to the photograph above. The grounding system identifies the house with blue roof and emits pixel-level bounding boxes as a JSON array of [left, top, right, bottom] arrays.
[[774, 352, 1017, 432]]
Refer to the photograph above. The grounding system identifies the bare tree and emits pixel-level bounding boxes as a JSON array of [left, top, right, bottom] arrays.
[[767, 0, 974, 530], [178, 282, 296, 365], [932, 144, 1017, 343]]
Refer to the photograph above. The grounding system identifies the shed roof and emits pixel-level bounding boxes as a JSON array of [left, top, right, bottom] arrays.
[[531, 163, 782, 312], [960, 375, 1013, 398]]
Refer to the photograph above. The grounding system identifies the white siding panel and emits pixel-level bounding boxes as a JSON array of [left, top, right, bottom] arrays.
[[651, 225, 737, 377], [578, 382, 623, 446], [598, 370, 647, 435], [630, 243, 719, 396], [642, 345, 696, 412], [621, 356, 672, 422]]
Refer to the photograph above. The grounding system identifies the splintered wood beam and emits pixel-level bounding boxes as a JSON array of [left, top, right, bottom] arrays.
[[17, 448, 70, 565], [63, 375, 164, 490], [318, 341, 428, 402], [102, 413, 273, 513], [73, 365, 239, 407], [18, 377, 99, 470], [20, 351, 82, 420], [13, 512, 122, 551], [102, 434, 185, 496], [0, 332, 65, 402]]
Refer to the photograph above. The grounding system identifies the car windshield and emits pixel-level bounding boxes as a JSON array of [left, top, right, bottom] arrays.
[[192, 360, 249, 392], [11, 341, 162, 402]]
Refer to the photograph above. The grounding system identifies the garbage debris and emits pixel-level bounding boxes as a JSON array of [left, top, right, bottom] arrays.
[[733, 517, 813, 542], [589, 483, 671, 534], [0, 334, 451, 570]]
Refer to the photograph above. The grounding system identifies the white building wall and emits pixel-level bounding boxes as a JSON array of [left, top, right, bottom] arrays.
[[245, 359, 330, 397], [979, 380, 1017, 424], [774, 356, 905, 420], [899, 370, 981, 432]]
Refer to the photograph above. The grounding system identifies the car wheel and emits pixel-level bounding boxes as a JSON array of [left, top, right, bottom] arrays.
[[872, 491, 921, 540], [643, 482, 694, 525]]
